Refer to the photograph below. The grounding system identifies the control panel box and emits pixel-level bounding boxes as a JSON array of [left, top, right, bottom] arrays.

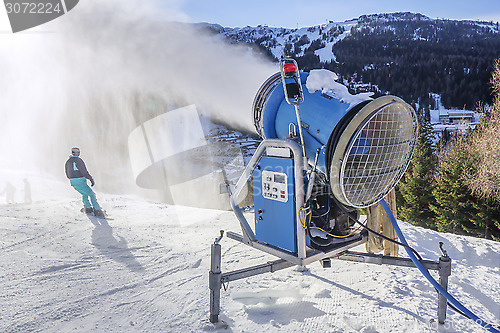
[[261, 170, 288, 203], [253, 156, 296, 253]]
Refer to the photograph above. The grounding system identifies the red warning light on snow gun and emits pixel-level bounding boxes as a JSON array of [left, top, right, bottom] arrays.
[[283, 62, 296, 77]]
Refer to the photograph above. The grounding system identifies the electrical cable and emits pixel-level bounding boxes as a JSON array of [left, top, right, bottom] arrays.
[[311, 203, 330, 218], [298, 207, 310, 229], [309, 224, 363, 239], [380, 198, 500, 333], [299, 207, 363, 239], [332, 197, 424, 261]]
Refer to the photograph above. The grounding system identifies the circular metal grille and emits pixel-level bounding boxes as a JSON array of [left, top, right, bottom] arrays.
[[339, 101, 417, 208]]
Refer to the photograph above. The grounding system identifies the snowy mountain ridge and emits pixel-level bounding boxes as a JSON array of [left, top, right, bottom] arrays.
[[201, 12, 500, 64], [196, 11, 500, 113]]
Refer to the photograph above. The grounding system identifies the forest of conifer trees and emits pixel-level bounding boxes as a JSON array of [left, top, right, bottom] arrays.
[[397, 61, 500, 240]]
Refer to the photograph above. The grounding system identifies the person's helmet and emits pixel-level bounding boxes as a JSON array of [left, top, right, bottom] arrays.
[[71, 147, 80, 156]]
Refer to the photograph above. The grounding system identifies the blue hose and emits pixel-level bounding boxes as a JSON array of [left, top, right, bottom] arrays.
[[380, 199, 499, 333]]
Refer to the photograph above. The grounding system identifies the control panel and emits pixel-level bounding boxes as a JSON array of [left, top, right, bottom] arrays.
[[261, 170, 288, 202], [253, 156, 296, 253]]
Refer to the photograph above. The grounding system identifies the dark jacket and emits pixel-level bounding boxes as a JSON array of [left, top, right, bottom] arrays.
[[65, 156, 95, 185]]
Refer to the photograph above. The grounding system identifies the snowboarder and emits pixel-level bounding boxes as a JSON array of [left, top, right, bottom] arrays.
[[65, 147, 104, 217]]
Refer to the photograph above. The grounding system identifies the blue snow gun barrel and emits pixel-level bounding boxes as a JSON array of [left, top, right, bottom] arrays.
[[252, 69, 418, 208]]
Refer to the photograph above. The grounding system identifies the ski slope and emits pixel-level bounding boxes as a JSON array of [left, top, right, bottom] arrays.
[[1, 169, 499, 333]]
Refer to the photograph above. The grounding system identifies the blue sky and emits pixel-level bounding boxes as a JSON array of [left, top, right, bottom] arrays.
[[169, 0, 500, 28]]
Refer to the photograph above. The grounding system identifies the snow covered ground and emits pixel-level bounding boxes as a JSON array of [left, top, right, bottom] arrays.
[[1, 167, 499, 333]]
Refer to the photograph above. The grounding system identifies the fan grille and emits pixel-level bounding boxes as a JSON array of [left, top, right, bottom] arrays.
[[340, 102, 417, 208]]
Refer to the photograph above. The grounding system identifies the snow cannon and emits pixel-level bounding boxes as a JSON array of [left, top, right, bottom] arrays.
[[253, 68, 418, 209], [226, 58, 418, 263], [212, 60, 460, 327]]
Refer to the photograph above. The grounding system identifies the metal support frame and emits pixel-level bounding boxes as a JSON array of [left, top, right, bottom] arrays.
[[437, 245, 452, 324], [226, 230, 367, 267], [209, 232, 295, 323], [335, 250, 452, 324], [209, 231, 224, 323], [209, 236, 452, 325], [211, 138, 453, 325]]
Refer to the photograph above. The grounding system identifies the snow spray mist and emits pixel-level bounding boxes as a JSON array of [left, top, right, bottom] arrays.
[[0, 0, 275, 195]]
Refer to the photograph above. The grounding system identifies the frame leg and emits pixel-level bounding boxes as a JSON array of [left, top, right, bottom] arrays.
[[209, 242, 222, 323], [437, 255, 452, 324]]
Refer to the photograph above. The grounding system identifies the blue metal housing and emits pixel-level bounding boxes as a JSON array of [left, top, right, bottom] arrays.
[[253, 156, 297, 253], [254, 70, 417, 208], [258, 72, 355, 174]]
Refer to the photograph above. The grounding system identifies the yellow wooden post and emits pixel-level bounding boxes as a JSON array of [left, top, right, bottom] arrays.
[[365, 188, 398, 256], [383, 189, 398, 257]]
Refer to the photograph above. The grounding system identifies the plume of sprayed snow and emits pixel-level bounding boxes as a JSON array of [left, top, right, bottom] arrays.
[[0, 0, 275, 191]]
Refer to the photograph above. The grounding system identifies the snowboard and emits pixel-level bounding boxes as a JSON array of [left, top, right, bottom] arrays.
[[80, 208, 112, 220]]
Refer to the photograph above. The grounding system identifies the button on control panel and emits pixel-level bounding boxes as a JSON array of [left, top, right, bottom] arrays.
[[261, 170, 288, 203]]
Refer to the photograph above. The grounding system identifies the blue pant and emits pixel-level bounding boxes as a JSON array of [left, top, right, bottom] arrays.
[[70, 177, 101, 210]]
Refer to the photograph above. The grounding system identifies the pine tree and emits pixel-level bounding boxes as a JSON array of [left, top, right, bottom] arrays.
[[430, 126, 500, 240], [430, 134, 480, 235], [397, 112, 437, 229], [470, 195, 500, 240]]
